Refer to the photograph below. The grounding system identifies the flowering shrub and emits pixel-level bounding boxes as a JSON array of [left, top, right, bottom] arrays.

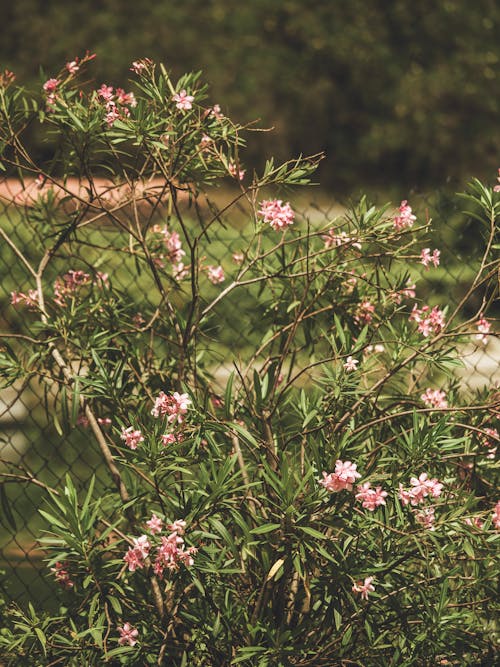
[[0, 57, 499, 666]]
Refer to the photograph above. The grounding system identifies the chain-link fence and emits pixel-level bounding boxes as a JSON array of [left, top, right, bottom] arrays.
[[0, 180, 498, 610]]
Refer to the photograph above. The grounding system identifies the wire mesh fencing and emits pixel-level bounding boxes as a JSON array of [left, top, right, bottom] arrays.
[[0, 180, 498, 609]]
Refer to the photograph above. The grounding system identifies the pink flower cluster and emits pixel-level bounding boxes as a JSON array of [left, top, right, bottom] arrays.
[[390, 281, 416, 304], [476, 316, 491, 344], [77, 415, 111, 429], [393, 200, 416, 231], [421, 388, 448, 410], [50, 561, 74, 589], [118, 622, 139, 646], [97, 84, 137, 127], [228, 162, 245, 181], [409, 304, 445, 337], [398, 473, 443, 529], [120, 426, 144, 450], [207, 265, 225, 284], [420, 248, 440, 269], [492, 501, 500, 529], [258, 199, 295, 231], [11, 289, 39, 310], [354, 300, 375, 325], [319, 460, 361, 493], [480, 426, 498, 459], [42, 78, 60, 110], [146, 513, 163, 534], [123, 518, 196, 578], [0, 69, 16, 88], [130, 58, 153, 74], [322, 230, 362, 250], [151, 224, 186, 277], [172, 89, 194, 111], [153, 527, 196, 577], [53, 270, 91, 306], [123, 534, 151, 571], [151, 391, 191, 424], [161, 432, 183, 447], [355, 482, 388, 511], [343, 356, 359, 372], [352, 576, 375, 600]]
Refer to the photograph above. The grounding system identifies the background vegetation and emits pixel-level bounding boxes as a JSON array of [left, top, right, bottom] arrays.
[[0, 0, 499, 193]]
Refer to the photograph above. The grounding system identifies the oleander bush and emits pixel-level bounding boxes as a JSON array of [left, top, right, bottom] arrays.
[[0, 57, 499, 666]]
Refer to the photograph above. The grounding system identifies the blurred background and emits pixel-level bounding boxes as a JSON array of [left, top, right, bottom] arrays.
[[0, 0, 499, 197]]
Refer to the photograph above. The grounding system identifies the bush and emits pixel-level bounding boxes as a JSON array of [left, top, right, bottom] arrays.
[[0, 57, 499, 666]]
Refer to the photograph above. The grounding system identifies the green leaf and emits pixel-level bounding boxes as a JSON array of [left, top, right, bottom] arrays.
[[249, 523, 280, 535], [297, 525, 327, 540]]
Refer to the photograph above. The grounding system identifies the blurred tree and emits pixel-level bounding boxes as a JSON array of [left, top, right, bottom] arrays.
[[1, 0, 498, 193]]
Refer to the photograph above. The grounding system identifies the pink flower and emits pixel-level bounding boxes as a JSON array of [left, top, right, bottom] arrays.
[[153, 525, 196, 577], [354, 300, 375, 325], [120, 426, 144, 450], [409, 304, 445, 337], [414, 506, 436, 530], [494, 168, 500, 193], [258, 199, 295, 231], [391, 280, 417, 304], [322, 230, 361, 250], [104, 101, 120, 127], [343, 356, 359, 372], [118, 622, 139, 647], [43, 78, 59, 94], [420, 248, 440, 269], [167, 519, 187, 535], [409, 473, 443, 502], [393, 200, 416, 231], [421, 388, 448, 410], [172, 89, 194, 111], [151, 391, 192, 423], [132, 535, 151, 558], [66, 60, 79, 75], [10, 290, 39, 309], [97, 417, 112, 427], [207, 103, 224, 120], [228, 162, 245, 181], [97, 84, 114, 101], [115, 88, 137, 107], [352, 576, 375, 600], [77, 414, 90, 428], [207, 265, 225, 284], [130, 58, 153, 74], [123, 547, 145, 572], [161, 432, 183, 446], [50, 561, 74, 589], [480, 426, 498, 459], [0, 70, 16, 87], [146, 513, 163, 535], [476, 316, 491, 344], [53, 270, 91, 306], [200, 134, 212, 150], [492, 501, 500, 529], [172, 262, 189, 280], [355, 483, 388, 511], [465, 516, 484, 529], [398, 483, 414, 506], [319, 460, 361, 493], [94, 271, 109, 288], [232, 252, 244, 264]]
